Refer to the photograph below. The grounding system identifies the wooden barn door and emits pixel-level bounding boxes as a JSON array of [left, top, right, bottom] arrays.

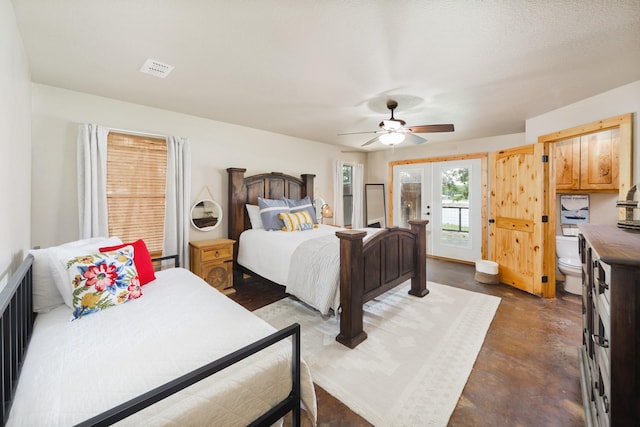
[[489, 144, 553, 297]]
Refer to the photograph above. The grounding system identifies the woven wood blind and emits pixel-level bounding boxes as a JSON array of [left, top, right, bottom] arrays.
[[106, 132, 167, 255]]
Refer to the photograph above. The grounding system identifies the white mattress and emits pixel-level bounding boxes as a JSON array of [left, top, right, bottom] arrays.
[[238, 224, 345, 286], [7, 268, 316, 426]]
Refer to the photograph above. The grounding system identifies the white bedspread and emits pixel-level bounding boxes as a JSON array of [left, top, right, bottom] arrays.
[[238, 225, 381, 315], [238, 224, 344, 286], [7, 268, 317, 426]]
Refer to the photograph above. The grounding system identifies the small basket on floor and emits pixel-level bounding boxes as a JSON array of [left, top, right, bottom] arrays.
[[475, 260, 499, 284]]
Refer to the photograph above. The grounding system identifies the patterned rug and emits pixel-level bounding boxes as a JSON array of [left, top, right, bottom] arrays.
[[254, 282, 501, 427]]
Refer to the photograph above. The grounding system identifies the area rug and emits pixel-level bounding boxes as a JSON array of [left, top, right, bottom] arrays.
[[254, 282, 501, 427]]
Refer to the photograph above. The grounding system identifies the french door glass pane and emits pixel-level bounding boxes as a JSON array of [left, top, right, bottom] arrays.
[[399, 169, 422, 229], [440, 167, 470, 249]]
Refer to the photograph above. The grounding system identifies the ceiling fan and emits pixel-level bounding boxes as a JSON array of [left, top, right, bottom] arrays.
[[340, 100, 455, 147]]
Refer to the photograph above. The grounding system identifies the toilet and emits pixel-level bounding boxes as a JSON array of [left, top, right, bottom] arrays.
[[556, 235, 582, 295]]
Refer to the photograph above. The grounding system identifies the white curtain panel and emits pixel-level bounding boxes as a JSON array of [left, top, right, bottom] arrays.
[[333, 160, 344, 227], [351, 163, 364, 229], [77, 123, 110, 238], [163, 136, 191, 268]]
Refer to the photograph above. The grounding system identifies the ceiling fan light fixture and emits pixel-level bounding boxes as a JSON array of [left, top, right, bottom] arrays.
[[382, 120, 403, 131], [379, 132, 405, 146]]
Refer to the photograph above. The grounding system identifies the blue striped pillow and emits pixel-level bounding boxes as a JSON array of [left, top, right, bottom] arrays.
[[258, 197, 290, 231], [285, 196, 318, 224]]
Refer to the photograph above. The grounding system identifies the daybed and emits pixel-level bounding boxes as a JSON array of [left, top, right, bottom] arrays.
[[227, 168, 429, 348], [1, 237, 317, 426]]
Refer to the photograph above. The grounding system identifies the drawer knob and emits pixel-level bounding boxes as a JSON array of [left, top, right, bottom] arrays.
[[214, 250, 220, 258], [591, 334, 609, 348]]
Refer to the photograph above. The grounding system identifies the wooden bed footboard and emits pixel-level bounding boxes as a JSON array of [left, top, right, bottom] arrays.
[[1, 254, 304, 427], [336, 220, 429, 348]]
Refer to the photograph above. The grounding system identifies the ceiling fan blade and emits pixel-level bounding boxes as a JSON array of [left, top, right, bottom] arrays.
[[408, 124, 455, 133], [404, 133, 428, 144], [337, 131, 377, 136], [361, 135, 380, 147]]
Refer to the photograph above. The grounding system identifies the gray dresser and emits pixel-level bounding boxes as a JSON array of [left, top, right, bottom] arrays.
[[578, 224, 640, 426]]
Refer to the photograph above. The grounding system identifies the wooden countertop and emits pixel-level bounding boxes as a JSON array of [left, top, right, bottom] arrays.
[[578, 224, 640, 267]]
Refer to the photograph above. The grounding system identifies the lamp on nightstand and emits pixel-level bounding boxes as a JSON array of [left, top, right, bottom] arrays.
[[321, 203, 333, 224]]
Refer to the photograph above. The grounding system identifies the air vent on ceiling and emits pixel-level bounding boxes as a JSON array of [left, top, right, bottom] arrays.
[[139, 58, 174, 79]]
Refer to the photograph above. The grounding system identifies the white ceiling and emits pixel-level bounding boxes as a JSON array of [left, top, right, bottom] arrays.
[[12, 0, 640, 151]]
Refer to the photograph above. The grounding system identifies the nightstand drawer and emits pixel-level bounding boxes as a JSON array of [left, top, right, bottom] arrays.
[[202, 246, 232, 262]]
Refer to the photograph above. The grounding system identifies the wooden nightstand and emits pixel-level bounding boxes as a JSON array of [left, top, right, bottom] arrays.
[[189, 238, 236, 295]]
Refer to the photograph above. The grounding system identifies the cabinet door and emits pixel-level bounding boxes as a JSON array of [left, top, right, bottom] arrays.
[[580, 129, 619, 191], [555, 137, 580, 190], [203, 261, 233, 291]]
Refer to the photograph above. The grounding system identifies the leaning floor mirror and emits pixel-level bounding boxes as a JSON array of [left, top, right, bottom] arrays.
[[365, 183, 386, 228]]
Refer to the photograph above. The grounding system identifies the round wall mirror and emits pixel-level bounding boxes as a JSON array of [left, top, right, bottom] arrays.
[[190, 199, 223, 231]]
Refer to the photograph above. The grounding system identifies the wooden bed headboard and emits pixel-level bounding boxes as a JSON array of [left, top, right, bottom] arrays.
[[226, 168, 315, 243]]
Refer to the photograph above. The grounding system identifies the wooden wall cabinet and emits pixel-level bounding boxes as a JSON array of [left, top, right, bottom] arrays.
[[189, 238, 236, 295], [578, 225, 640, 426], [555, 128, 619, 192]]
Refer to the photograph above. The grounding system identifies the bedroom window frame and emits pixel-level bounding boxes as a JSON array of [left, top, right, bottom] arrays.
[[106, 132, 167, 256]]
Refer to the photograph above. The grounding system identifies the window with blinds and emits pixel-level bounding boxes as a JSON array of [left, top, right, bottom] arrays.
[[106, 132, 167, 256]]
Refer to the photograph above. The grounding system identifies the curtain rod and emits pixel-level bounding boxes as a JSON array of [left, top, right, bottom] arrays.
[[108, 127, 167, 139]]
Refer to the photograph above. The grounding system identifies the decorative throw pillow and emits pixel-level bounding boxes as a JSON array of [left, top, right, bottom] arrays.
[[258, 197, 290, 231], [99, 239, 156, 285], [285, 196, 318, 224], [48, 236, 124, 309], [246, 204, 265, 230], [279, 211, 316, 232], [64, 246, 141, 320]]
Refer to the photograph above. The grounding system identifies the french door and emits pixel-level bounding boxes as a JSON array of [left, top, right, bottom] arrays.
[[392, 159, 482, 262]]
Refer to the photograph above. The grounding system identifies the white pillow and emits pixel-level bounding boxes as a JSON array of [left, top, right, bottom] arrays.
[[246, 204, 264, 230], [48, 236, 123, 308], [31, 237, 122, 313], [30, 248, 65, 312]]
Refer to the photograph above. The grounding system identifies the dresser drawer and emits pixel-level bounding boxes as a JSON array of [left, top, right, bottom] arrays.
[[201, 245, 233, 262], [596, 261, 611, 304]]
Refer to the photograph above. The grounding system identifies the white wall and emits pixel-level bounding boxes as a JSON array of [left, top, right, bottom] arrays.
[[0, 0, 31, 290], [31, 84, 366, 248]]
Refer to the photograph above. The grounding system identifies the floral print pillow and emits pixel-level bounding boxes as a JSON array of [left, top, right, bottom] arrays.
[[64, 246, 142, 320]]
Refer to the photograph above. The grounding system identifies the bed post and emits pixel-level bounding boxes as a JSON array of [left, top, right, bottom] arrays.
[[227, 168, 247, 284], [335, 229, 368, 349], [300, 174, 315, 202], [408, 219, 429, 297]]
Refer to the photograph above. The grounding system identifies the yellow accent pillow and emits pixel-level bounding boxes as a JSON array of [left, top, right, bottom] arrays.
[[279, 211, 316, 231]]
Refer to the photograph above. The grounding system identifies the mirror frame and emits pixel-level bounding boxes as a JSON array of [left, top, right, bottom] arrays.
[[190, 199, 223, 232], [365, 184, 386, 228]]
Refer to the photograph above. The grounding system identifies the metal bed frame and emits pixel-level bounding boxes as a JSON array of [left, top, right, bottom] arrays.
[[1, 254, 302, 426]]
